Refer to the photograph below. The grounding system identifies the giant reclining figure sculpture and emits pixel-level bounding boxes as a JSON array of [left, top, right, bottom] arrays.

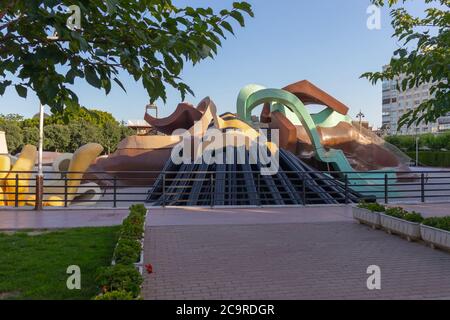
[[146, 101, 365, 206]]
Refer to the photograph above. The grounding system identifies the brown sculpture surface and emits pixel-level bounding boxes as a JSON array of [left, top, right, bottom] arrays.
[[283, 80, 349, 115], [87, 97, 219, 186], [270, 111, 298, 153], [143, 97, 214, 135], [144, 102, 202, 135], [299, 123, 404, 170], [261, 80, 349, 123], [267, 110, 409, 172], [257, 80, 413, 175]]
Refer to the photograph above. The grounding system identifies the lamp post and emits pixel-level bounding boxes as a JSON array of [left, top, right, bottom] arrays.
[[32, 7, 82, 210], [416, 135, 420, 167], [384, 124, 391, 138], [146, 103, 158, 119], [35, 103, 45, 210], [356, 110, 366, 132]]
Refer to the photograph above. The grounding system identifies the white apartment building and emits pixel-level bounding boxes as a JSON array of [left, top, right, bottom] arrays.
[[381, 66, 449, 136]]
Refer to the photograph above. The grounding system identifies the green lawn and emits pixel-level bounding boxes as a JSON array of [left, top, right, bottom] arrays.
[[0, 227, 120, 300]]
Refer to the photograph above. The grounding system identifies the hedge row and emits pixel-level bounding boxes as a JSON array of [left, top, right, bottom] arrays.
[[386, 133, 450, 153], [406, 151, 450, 168], [384, 207, 424, 223], [423, 217, 450, 232], [358, 202, 449, 230], [94, 204, 147, 300]]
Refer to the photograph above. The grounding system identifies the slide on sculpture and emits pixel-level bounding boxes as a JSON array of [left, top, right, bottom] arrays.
[[90, 80, 412, 191], [86, 80, 412, 199], [0, 80, 408, 207], [262, 80, 412, 173], [237, 81, 412, 191]]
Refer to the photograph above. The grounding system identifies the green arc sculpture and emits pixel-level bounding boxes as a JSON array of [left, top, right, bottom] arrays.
[[237, 84, 395, 192], [237, 85, 353, 170]]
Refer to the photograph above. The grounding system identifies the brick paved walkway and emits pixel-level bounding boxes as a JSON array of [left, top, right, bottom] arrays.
[[143, 209, 450, 300]]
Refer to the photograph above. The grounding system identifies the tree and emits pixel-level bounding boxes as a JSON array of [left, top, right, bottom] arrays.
[[48, 106, 117, 126], [68, 119, 101, 152], [386, 132, 450, 151], [44, 124, 70, 152], [23, 126, 39, 146], [100, 120, 121, 154], [1, 109, 136, 154], [0, 1, 253, 112], [0, 114, 24, 122], [119, 124, 135, 140], [0, 118, 23, 154], [362, 0, 449, 129]]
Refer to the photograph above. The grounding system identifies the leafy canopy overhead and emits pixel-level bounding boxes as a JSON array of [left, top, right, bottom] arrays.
[[0, 1, 253, 112], [362, 0, 449, 129]]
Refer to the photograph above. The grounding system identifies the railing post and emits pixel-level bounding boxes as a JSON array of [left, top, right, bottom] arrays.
[[257, 173, 262, 207], [344, 174, 349, 205], [210, 174, 214, 208], [162, 173, 166, 208], [302, 173, 306, 206], [421, 173, 425, 203], [113, 177, 117, 208], [34, 175, 44, 210], [14, 174, 19, 208], [384, 174, 389, 204], [64, 174, 68, 208]]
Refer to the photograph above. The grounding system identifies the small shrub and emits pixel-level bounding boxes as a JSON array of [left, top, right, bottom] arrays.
[[93, 205, 147, 300], [95, 264, 143, 298], [403, 212, 424, 223], [423, 217, 450, 232], [385, 207, 408, 219], [358, 202, 386, 212], [406, 151, 450, 168], [385, 207, 424, 223], [114, 239, 141, 265], [120, 222, 144, 240], [123, 214, 145, 227], [130, 204, 147, 217], [94, 290, 134, 300]]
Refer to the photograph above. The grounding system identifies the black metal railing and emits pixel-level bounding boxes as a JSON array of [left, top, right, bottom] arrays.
[[0, 169, 449, 209], [152, 171, 442, 206]]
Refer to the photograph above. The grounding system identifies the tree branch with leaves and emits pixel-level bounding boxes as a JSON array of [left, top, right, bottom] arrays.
[[361, 0, 449, 129], [0, 0, 253, 113]]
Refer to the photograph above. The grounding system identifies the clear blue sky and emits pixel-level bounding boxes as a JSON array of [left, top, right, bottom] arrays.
[[0, 0, 427, 128]]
